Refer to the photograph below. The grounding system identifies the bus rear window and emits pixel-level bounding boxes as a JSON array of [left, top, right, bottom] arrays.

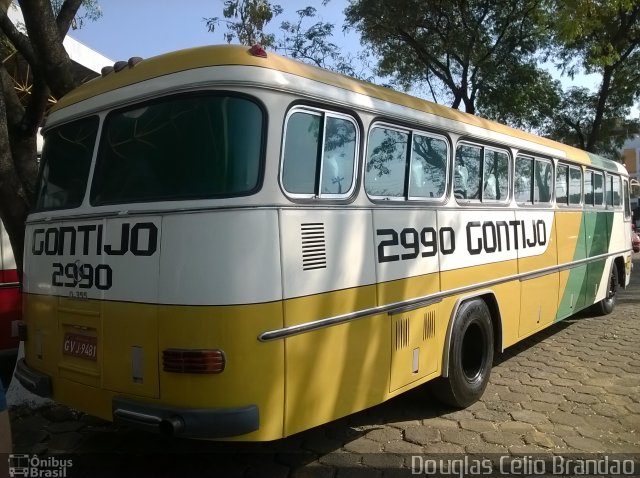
[[91, 94, 263, 205], [35, 116, 99, 211]]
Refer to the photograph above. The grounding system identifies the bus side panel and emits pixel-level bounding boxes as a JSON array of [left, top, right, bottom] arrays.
[[283, 297, 385, 437], [556, 211, 587, 320], [280, 209, 378, 437]]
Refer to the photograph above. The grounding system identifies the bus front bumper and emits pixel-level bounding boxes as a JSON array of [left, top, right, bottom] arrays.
[[16, 359, 260, 439]]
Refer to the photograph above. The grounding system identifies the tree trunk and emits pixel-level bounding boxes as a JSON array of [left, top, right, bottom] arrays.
[[586, 66, 613, 153]]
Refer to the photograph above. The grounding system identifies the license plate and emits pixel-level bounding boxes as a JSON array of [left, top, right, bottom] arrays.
[[63, 333, 97, 361]]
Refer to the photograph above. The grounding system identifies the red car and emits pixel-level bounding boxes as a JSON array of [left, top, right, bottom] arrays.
[[0, 220, 21, 386], [632, 225, 640, 253]]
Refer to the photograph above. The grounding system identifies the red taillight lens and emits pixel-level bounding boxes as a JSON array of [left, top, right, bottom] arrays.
[[162, 348, 225, 374]]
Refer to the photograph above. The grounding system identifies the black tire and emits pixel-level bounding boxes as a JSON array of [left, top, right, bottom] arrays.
[[429, 299, 493, 408], [593, 262, 619, 316]]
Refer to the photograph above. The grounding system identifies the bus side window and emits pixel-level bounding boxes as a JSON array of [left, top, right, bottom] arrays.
[[594, 172, 604, 206], [364, 126, 408, 198], [534, 159, 552, 204], [556, 163, 568, 205], [612, 175, 622, 207], [282, 111, 321, 195], [483, 149, 509, 201], [584, 170, 594, 206], [282, 109, 358, 199], [454, 144, 481, 200], [515, 156, 533, 203], [320, 117, 357, 195], [409, 133, 448, 200], [569, 166, 582, 205]]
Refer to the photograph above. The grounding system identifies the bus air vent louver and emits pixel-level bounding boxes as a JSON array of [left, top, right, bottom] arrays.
[[395, 317, 410, 350], [301, 223, 327, 271], [423, 309, 436, 340]]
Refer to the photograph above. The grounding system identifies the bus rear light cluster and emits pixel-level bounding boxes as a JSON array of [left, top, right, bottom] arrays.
[[162, 348, 225, 374]]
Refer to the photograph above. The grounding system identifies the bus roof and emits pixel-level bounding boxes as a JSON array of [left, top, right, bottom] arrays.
[[52, 44, 624, 174]]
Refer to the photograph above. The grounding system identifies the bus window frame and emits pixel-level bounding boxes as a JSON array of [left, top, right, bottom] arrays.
[[592, 170, 605, 209], [584, 169, 595, 208], [364, 122, 411, 203], [406, 129, 450, 203], [454, 140, 511, 206], [280, 105, 360, 201], [568, 165, 583, 206], [515, 153, 554, 208], [606, 173, 622, 209], [623, 178, 632, 219]]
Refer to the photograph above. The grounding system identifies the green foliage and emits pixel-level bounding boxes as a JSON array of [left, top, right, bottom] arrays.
[[205, 0, 283, 47], [277, 2, 374, 80], [344, 0, 551, 115], [478, 63, 562, 132], [545, 87, 640, 159], [547, 0, 640, 152], [52, 0, 102, 29]]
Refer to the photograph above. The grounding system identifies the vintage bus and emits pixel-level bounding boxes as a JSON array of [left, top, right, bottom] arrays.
[[0, 219, 21, 386], [16, 44, 632, 440]]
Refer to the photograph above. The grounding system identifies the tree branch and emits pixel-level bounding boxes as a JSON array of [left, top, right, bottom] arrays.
[[0, 63, 25, 130], [18, 0, 79, 98], [56, 0, 82, 37], [0, 4, 37, 66]]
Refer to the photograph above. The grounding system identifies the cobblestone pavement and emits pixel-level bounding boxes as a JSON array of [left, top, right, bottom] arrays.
[[8, 260, 640, 477]]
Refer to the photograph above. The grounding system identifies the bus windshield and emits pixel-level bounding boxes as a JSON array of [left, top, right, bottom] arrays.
[[90, 94, 263, 205]]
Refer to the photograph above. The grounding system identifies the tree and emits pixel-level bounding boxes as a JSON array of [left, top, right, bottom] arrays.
[[545, 86, 640, 158], [205, 0, 283, 48], [344, 0, 551, 116], [278, 3, 373, 80], [548, 0, 640, 154], [0, 0, 96, 273]]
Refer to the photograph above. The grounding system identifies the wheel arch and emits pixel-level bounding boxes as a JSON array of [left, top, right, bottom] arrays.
[[441, 290, 503, 378]]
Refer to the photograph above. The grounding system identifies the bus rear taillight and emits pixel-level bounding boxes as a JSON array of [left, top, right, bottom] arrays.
[[162, 349, 225, 374]]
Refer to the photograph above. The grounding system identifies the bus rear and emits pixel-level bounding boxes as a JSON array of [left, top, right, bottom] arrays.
[[17, 89, 286, 440]]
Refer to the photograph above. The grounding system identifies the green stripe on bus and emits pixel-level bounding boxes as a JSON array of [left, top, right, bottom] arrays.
[[556, 211, 614, 321]]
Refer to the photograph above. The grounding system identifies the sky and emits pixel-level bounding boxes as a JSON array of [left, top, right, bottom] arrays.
[[68, 1, 636, 119], [70, 0, 357, 61]]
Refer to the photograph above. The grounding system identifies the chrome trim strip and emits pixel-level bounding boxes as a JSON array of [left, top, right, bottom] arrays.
[[113, 408, 162, 425], [0, 282, 20, 289], [258, 249, 629, 341]]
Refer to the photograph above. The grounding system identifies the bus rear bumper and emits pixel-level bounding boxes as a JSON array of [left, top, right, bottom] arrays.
[[16, 358, 260, 439], [112, 397, 260, 439], [15, 358, 52, 397]]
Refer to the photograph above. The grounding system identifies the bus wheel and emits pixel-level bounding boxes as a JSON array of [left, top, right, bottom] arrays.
[[594, 262, 619, 316], [430, 299, 493, 408]]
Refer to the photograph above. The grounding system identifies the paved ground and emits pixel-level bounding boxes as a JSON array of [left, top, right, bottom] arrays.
[[7, 260, 640, 477]]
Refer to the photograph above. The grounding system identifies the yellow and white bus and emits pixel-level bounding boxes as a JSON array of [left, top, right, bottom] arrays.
[[16, 45, 632, 440]]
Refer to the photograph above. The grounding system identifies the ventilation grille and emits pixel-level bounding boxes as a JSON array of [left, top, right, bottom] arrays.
[[423, 310, 436, 340], [301, 223, 327, 271], [395, 317, 409, 350]]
